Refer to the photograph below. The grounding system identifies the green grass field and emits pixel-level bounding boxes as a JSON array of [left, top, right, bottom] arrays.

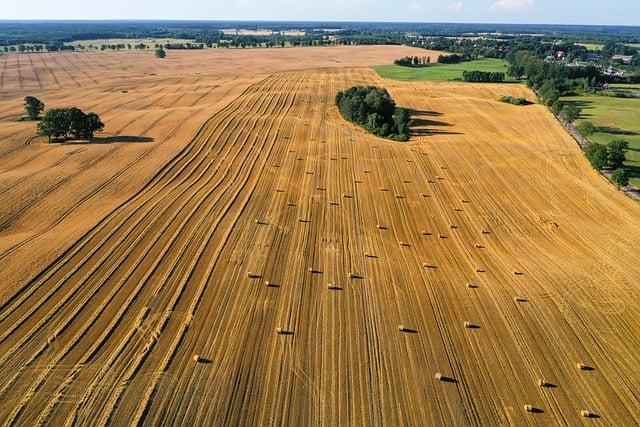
[[607, 83, 640, 96], [372, 59, 512, 82], [563, 93, 640, 186], [579, 43, 604, 51]]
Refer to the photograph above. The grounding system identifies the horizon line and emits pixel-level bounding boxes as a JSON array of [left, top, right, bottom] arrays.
[[0, 19, 638, 29]]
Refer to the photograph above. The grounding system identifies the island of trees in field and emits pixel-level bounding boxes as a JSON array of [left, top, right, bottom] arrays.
[[500, 96, 531, 106], [335, 86, 410, 141], [23, 96, 105, 143]]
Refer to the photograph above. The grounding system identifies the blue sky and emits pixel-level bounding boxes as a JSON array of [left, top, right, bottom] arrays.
[[2, 0, 638, 25]]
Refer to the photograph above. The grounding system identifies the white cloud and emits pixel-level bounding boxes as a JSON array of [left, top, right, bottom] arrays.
[[491, 0, 534, 10], [409, 1, 424, 11], [448, 1, 464, 12]]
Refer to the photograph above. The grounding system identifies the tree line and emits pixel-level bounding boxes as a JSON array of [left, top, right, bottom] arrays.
[[23, 96, 104, 143], [462, 71, 505, 83], [585, 140, 629, 188], [509, 51, 589, 122], [394, 56, 431, 67], [437, 54, 468, 64], [335, 86, 411, 142]]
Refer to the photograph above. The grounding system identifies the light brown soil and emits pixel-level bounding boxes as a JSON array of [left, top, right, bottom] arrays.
[[0, 49, 639, 425]]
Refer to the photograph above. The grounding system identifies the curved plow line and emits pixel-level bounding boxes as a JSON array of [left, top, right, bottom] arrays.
[[0, 95, 266, 402], [0, 105, 250, 342], [109, 88, 192, 138], [0, 143, 129, 233], [42, 104, 279, 422], [0, 158, 235, 377], [0, 148, 90, 197], [3, 159, 234, 424], [0, 94, 267, 378], [0, 76, 271, 315], [121, 81, 297, 427], [0, 89, 249, 264], [91, 81, 192, 119], [47, 75, 292, 422], [2, 72, 282, 422]]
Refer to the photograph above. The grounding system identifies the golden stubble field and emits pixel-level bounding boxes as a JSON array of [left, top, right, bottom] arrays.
[[0, 47, 639, 425], [0, 45, 437, 291]]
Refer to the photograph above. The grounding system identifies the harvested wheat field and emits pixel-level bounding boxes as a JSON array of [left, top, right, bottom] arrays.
[[1, 48, 640, 426], [0, 45, 435, 289]]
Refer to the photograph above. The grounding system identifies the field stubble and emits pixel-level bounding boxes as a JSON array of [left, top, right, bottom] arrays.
[[0, 48, 639, 425]]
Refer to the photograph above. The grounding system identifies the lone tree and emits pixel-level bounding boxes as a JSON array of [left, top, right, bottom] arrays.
[[611, 168, 629, 189], [155, 47, 166, 58], [24, 96, 44, 120], [37, 107, 104, 143]]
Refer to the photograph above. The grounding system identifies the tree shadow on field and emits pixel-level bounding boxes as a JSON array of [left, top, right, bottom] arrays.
[[597, 126, 639, 136], [625, 164, 640, 180], [563, 100, 594, 109], [409, 109, 462, 137], [562, 99, 595, 119], [412, 109, 444, 117], [85, 136, 154, 144]]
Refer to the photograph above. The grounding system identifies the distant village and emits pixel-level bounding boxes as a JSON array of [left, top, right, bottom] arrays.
[[548, 50, 634, 78]]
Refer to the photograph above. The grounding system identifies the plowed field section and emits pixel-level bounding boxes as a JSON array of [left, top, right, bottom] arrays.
[[0, 68, 639, 425]]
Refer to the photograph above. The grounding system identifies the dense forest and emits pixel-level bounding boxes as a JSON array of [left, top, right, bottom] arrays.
[[335, 86, 411, 141], [1, 21, 639, 48]]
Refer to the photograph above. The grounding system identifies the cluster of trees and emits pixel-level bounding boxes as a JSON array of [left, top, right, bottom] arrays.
[[585, 140, 630, 188], [462, 71, 505, 83], [394, 56, 431, 67], [437, 54, 467, 64], [509, 51, 589, 121], [24, 96, 106, 143], [99, 43, 129, 51], [505, 46, 636, 189], [600, 42, 638, 59], [418, 37, 594, 62], [500, 96, 530, 106], [35, 106, 104, 143], [419, 37, 510, 59], [4, 44, 46, 52], [163, 42, 204, 50], [155, 48, 166, 58], [335, 86, 411, 141], [534, 79, 582, 122]]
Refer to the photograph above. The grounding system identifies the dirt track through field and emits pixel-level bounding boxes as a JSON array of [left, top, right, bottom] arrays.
[[0, 62, 639, 425]]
